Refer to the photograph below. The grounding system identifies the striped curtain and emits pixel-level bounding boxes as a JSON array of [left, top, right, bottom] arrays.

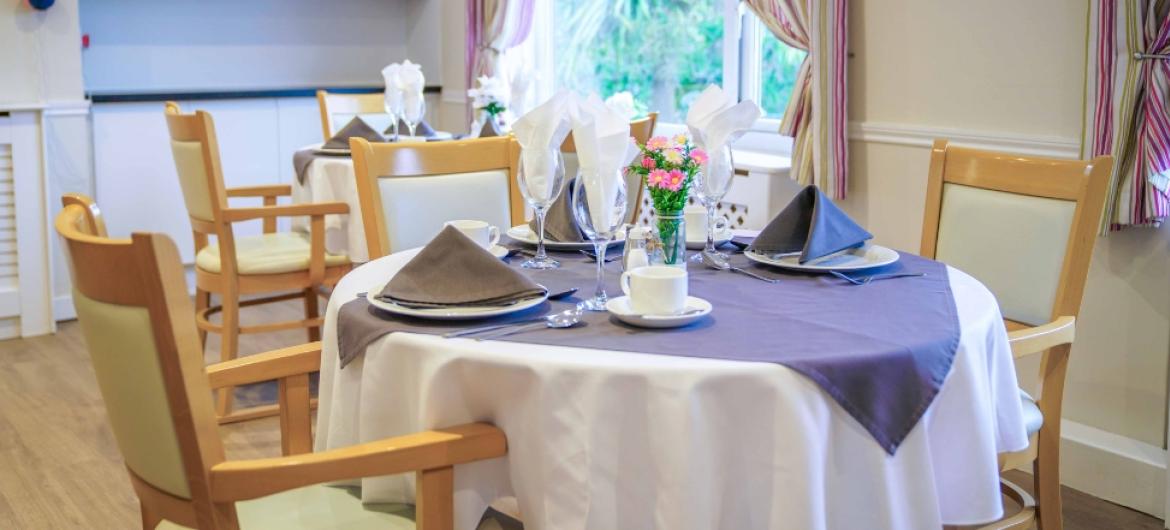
[[743, 0, 849, 199], [466, 0, 536, 88], [1084, 0, 1170, 229]]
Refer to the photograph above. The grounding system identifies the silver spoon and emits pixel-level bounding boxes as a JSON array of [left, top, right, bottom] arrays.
[[444, 306, 583, 338], [700, 251, 781, 284], [472, 308, 583, 340]]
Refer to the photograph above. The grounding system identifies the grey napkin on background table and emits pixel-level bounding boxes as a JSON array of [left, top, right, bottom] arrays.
[[528, 176, 585, 242], [749, 185, 873, 264], [478, 120, 504, 138], [293, 148, 317, 185], [322, 117, 385, 150], [379, 225, 546, 307], [383, 118, 437, 138]]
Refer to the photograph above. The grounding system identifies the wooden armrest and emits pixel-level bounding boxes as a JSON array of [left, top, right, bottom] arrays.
[[221, 201, 349, 222], [206, 342, 321, 389], [226, 184, 292, 198], [1008, 316, 1075, 359], [208, 423, 507, 501]]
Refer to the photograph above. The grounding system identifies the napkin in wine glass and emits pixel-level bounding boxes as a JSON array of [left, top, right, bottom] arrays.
[[528, 176, 585, 242], [379, 226, 546, 308], [749, 185, 873, 264], [569, 94, 640, 230], [685, 85, 761, 153], [322, 117, 385, 150]]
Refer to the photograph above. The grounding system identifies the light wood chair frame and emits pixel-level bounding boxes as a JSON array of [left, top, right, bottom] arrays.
[[315, 90, 385, 142], [56, 196, 507, 530], [349, 135, 525, 260], [561, 112, 658, 222], [920, 139, 1111, 530], [164, 102, 352, 421]]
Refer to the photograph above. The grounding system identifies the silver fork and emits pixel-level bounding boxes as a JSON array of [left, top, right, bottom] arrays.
[[830, 271, 926, 285]]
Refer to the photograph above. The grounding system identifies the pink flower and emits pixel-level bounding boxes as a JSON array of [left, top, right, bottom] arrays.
[[647, 169, 669, 188], [640, 155, 656, 169], [663, 148, 684, 165], [666, 169, 686, 191], [689, 148, 708, 166], [646, 136, 670, 150]]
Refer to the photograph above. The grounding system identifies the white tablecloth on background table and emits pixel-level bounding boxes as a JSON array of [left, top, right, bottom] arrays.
[[291, 155, 371, 261], [316, 249, 1028, 530]]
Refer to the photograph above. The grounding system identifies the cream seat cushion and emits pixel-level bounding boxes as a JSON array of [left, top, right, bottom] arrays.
[[1020, 389, 1044, 435], [156, 485, 523, 530], [195, 232, 348, 275]]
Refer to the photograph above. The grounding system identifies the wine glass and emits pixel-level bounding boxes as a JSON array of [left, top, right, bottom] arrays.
[[383, 90, 403, 142], [571, 169, 628, 311], [517, 149, 568, 269], [689, 145, 735, 261], [402, 92, 426, 138]]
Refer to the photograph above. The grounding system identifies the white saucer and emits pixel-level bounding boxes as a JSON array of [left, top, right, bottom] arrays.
[[744, 243, 900, 272], [685, 228, 734, 250], [366, 284, 548, 321], [606, 296, 712, 328], [489, 245, 509, 259], [506, 225, 626, 250]]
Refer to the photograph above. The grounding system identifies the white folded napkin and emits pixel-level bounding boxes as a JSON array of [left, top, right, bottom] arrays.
[[381, 63, 403, 112], [604, 91, 638, 122], [571, 94, 640, 230], [512, 90, 575, 202], [685, 85, 762, 153], [398, 60, 426, 122]]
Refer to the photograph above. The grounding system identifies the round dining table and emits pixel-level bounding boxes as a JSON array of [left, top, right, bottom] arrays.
[[315, 242, 1028, 530]]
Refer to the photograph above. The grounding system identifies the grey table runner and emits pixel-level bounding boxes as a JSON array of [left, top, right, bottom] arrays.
[[337, 247, 959, 454]]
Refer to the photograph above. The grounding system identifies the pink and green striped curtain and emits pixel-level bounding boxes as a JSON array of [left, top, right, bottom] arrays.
[[466, 0, 535, 89], [1085, 0, 1170, 229], [743, 0, 849, 199]]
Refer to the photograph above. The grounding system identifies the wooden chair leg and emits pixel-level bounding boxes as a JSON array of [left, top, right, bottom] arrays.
[[1034, 445, 1062, 530], [416, 467, 454, 530], [216, 295, 240, 417], [195, 288, 211, 347], [140, 502, 161, 529], [303, 287, 320, 342]]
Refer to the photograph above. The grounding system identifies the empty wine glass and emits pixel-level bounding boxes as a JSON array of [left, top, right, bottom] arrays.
[[690, 145, 735, 261], [517, 149, 567, 269], [383, 90, 403, 142], [571, 170, 628, 311], [402, 93, 426, 138]]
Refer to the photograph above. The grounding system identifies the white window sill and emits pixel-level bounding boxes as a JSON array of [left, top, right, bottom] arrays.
[[732, 149, 791, 175]]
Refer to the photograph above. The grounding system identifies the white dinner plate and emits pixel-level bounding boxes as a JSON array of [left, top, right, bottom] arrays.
[[506, 225, 625, 250], [686, 228, 734, 250], [606, 296, 712, 329], [366, 287, 548, 321], [313, 147, 352, 156], [744, 244, 900, 272], [488, 245, 509, 259]]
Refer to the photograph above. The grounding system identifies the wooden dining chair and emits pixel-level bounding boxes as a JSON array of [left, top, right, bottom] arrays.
[[349, 136, 525, 259], [560, 112, 658, 224], [55, 196, 512, 530], [316, 90, 385, 142], [920, 139, 1111, 530], [164, 102, 352, 420]]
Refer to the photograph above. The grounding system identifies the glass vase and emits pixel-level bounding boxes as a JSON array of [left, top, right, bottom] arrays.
[[651, 210, 687, 269]]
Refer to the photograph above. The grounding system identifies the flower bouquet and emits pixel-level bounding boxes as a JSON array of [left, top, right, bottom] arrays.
[[467, 75, 509, 135], [625, 134, 708, 266]]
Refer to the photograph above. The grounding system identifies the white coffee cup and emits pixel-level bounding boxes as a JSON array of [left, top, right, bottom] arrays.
[[683, 204, 729, 241], [620, 266, 688, 315], [445, 219, 500, 249]]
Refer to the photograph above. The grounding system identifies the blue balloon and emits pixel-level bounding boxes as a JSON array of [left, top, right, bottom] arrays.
[[29, 0, 55, 10]]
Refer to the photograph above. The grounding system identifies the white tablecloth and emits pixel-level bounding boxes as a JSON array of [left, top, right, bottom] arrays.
[[291, 155, 371, 261], [316, 250, 1028, 530]]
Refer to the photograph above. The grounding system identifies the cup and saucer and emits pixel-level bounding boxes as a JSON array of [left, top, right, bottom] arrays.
[[606, 266, 712, 328], [445, 219, 509, 259]]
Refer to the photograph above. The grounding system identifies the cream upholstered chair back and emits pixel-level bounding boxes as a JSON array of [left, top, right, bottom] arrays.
[[920, 139, 1111, 326], [561, 112, 658, 224], [316, 90, 386, 142], [350, 136, 524, 258], [55, 197, 230, 520], [164, 102, 230, 229]]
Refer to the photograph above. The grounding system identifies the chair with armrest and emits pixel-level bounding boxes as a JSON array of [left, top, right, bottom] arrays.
[[164, 102, 352, 421], [350, 136, 525, 259], [560, 112, 658, 224], [55, 196, 513, 530], [920, 139, 1110, 530]]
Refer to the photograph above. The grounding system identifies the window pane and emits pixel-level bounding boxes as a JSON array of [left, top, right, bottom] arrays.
[[759, 32, 807, 118], [553, 0, 723, 122]]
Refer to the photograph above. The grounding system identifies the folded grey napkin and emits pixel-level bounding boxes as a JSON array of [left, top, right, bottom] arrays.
[[478, 119, 504, 138], [749, 185, 873, 263], [383, 118, 437, 138], [528, 177, 585, 242], [322, 117, 385, 150], [379, 225, 546, 307], [293, 148, 317, 185]]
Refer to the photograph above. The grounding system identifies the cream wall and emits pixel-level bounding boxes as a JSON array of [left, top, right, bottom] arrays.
[[845, 0, 1170, 454], [0, 0, 84, 104]]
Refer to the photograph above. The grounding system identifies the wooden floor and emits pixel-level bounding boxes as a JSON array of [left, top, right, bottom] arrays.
[[0, 299, 1162, 529]]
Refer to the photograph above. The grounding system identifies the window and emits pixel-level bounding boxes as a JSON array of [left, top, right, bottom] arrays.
[[528, 0, 805, 132]]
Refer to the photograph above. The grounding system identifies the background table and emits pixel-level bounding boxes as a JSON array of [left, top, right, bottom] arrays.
[[290, 154, 371, 261], [316, 248, 1028, 530]]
